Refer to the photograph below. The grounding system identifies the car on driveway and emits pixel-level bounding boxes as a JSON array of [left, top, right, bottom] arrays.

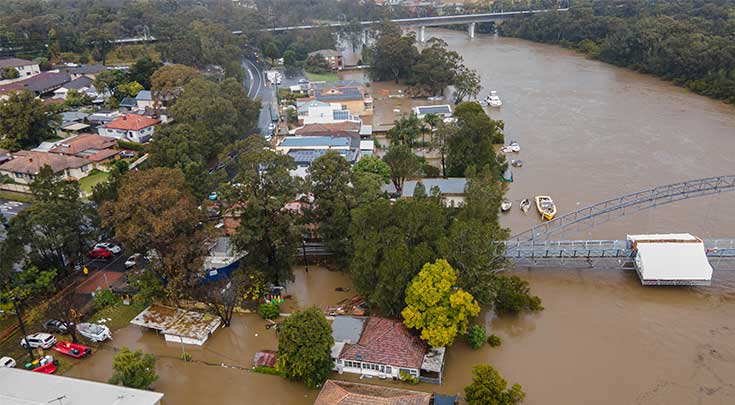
[[88, 247, 112, 260], [119, 150, 136, 158], [94, 242, 121, 254], [43, 319, 69, 334], [20, 333, 57, 349], [124, 253, 141, 269], [0, 356, 16, 368]]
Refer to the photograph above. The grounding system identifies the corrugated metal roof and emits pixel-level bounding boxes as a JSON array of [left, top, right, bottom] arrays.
[[401, 178, 467, 197], [280, 136, 350, 148], [332, 316, 366, 343]]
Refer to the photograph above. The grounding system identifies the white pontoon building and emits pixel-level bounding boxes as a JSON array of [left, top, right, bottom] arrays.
[[627, 233, 713, 286]]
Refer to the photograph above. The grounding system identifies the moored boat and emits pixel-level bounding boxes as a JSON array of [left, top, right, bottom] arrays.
[[77, 323, 111, 342], [27, 355, 58, 374], [499, 141, 520, 154], [520, 198, 531, 214], [501, 199, 512, 212], [485, 91, 502, 107], [534, 195, 557, 220], [53, 341, 92, 358]]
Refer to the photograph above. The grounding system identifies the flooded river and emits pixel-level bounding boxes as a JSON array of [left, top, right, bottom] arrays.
[[69, 30, 735, 404]]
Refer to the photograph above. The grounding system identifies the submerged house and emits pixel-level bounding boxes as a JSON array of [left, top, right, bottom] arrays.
[[315, 380, 431, 405], [331, 316, 446, 384], [130, 304, 221, 346]]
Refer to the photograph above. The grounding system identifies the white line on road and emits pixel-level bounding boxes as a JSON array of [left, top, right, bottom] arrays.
[[246, 63, 255, 97]]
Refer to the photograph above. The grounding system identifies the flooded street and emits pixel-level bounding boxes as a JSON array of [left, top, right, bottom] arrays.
[[68, 31, 735, 404]]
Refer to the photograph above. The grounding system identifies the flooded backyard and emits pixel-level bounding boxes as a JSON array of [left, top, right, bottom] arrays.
[[68, 29, 735, 404]]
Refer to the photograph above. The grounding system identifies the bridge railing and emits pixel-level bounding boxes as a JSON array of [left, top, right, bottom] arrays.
[[510, 175, 735, 242]]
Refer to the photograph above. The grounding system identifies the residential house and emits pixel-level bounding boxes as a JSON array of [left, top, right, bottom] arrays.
[[59, 111, 91, 135], [61, 64, 106, 80], [0, 58, 40, 79], [99, 113, 159, 143], [297, 100, 361, 125], [314, 380, 431, 405], [384, 178, 468, 207], [332, 316, 447, 384], [308, 49, 343, 70], [119, 97, 138, 111], [0, 148, 10, 165], [52, 76, 95, 100], [87, 110, 122, 127], [312, 85, 373, 116], [0, 71, 72, 99], [0, 368, 163, 405], [413, 104, 453, 120], [293, 122, 372, 140], [136, 90, 154, 109], [130, 304, 221, 346], [0, 150, 94, 185], [48, 133, 120, 165]]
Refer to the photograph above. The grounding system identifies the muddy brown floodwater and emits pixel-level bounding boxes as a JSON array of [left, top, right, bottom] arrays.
[[69, 30, 735, 404]]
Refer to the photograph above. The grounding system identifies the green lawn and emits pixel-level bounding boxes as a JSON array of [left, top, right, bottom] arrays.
[[305, 71, 339, 83], [0, 190, 32, 203], [88, 300, 149, 333], [78, 171, 110, 194]]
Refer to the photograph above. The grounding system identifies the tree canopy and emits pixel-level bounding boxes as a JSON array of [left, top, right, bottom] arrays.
[[446, 102, 505, 177], [0, 91, 59, 151], [402, 259, 480, 347], [464, 364, 526, 405], [276, 307, 334, 388], [109, 347, 158, 390]]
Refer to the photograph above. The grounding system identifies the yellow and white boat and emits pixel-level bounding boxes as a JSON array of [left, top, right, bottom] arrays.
[[535, 195, 557, 221]]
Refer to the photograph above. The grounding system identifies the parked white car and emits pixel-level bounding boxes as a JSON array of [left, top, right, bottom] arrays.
[[0, 356, 16, 368], [124, 253, 141, 269], [20, 332, 57, 349], [95, 242, 121, 254]]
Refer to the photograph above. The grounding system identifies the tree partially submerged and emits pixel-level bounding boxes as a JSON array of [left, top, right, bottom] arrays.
[[109, 347, 158, 390], [193, 268, 265, 327], [276, 308, 334, 388], [464, 364, 526, 405]]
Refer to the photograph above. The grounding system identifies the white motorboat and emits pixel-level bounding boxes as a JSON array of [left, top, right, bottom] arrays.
[[501, 199, 512, 212], [511, 159, 523, 167], [499, 141, 520, 153], [484, 91, 502, 107], [77, 323, 112, 342]]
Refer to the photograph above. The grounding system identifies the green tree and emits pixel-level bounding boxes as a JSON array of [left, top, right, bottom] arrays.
[[446, 102, 504, 177], [308, 151, 355, 266], [222, 137, 302, 285], [467, 324, 487, 349], [116, 81, 144, 99], [432, 121, 457, 177], [464, 364, 526, 405], [93, 69, 126, 99], [453, 66, 482, 104], [150, 64, 202, 105], [128, 56, 163, 89], [493, 275, 543, 314], [263, 41, 281, 64], [63, 89, 93, 108], [109, 347, 158, 390], [402, 259, 480, 347], [100, 168, 207, 297], [283, 50, 298, 68], [304, 54, 330, 74], [411, 38, 462, 96], [2, 166, 96, 272], [1, 66, 19, 79], [349, 198, 448, 317], [387, 113, 423, 147], [0, 91, 59, 150], [353, 155, 391, 184], [383, 144, 421, 195], [91, 160, 129, 206], [369, 22, 419, 82], [276, 307, 334, 388]]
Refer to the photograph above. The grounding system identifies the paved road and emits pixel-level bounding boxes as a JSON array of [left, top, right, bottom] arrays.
[[242, 58, 276, 136]]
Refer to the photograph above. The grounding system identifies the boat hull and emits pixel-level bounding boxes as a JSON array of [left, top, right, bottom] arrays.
[[534, 196, 557, 221]]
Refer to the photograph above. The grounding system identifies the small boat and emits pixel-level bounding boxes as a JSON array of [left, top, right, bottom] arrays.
[[520, 198, 531, 214], [53, 341, 92, 359], [535, 195, 557, 221], [511, 159, 523, 167], [484, 91, 502, 107], [501, 199, 512, 212], [77, 323, 111, 342], [27, 355, 58, 374], [499, 141, 520, 154]]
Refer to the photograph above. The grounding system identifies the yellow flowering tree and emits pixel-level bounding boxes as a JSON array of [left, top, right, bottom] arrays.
[[402, 259, 480, 347]]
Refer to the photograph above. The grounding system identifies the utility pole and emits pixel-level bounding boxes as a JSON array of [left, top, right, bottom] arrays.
[[302, 235, 309, 273], [14, 299, 34, 360]]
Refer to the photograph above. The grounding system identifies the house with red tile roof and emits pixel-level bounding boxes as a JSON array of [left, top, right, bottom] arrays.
[[48, 133, 120, 163], [98, 113, 159, 143], [0, 150, 94, 185], [314, 380, 431, 405], [332, 316, 445, 383]]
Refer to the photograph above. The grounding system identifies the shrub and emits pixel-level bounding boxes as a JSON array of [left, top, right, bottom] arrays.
[[467, 324, 487, 349], [493, 275, 543, 314], [253, 365, 285, 376], [487, 334, 502, 347], [93, 289, 121, 310], [180, 352, 191, 361], [117, 139, 145, 153], [258, 302, 280, 320], [399, 371, 419, 384]]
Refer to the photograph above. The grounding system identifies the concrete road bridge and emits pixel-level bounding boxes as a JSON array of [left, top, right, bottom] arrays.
[[250, 8, 569, 41], [503, 175, 735, 270]]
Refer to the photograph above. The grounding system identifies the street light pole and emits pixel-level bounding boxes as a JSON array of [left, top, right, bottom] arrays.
[[302, 236, 309, 273], [14, 299, 34, 360]]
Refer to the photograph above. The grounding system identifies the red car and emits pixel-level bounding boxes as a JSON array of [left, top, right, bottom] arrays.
[[88, 247, 112, 260]]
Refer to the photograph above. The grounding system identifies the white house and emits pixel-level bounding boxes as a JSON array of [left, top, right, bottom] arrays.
[[98, 113, 159, 143], [0, 57, 40, 80], [0, 150, 94, 185], [130, 304, 221, 346], [297, 100, 362, 125], [332, 316, 445, 383]]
